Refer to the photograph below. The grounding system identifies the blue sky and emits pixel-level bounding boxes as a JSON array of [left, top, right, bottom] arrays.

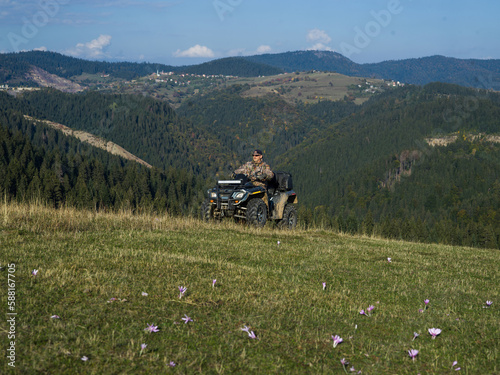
[[0, 0, 498, 66]]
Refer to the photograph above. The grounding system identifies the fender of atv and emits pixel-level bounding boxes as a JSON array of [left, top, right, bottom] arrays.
[[270, 190, 298, 219]]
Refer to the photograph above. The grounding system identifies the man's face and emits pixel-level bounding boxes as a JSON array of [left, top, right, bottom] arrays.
[[252, 153, 263, 163]]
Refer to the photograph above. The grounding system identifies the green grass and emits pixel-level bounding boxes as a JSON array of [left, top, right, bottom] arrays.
[[0, 202, 498, 374]]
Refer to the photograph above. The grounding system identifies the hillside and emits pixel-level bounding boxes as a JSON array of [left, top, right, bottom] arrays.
[[1, 89, 234, 174], [277, 83, 500, 248], [0, 50, 176, 81], [1, 201, 498, 373], [0, 94, 204, 213], [23, 115, 152, 168]]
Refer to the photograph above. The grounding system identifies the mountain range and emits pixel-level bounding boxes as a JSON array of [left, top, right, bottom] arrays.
[[2, 50, 500, 89]]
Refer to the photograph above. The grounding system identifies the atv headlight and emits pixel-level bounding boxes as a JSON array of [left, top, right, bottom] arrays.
[[232, 191, 246, 199], [209, 192, 218, 198]]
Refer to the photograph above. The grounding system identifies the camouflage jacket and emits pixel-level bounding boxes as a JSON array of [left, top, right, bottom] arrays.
[[234, 160, 274, 187]]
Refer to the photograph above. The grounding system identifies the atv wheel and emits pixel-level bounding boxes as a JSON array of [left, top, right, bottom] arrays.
[[200, 199, 215, 221], [278, 204, 297, 229], [246, 198, 267, 228]]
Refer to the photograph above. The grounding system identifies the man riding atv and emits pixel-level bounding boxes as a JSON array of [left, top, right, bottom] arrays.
[[201, 150, 298, 229], [234, 149, 274, 207]]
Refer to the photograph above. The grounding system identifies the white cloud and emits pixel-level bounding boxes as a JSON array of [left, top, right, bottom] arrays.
[[33, 46, 48, 51], [307, 28, 332, 44], [306, 28, 335, 51], [173, 44, 215, 58], [256, 45, 271, 54], [65, 34, 112, 59]]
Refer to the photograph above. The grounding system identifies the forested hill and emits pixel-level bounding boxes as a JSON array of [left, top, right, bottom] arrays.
[[244, 51, 500, 89], [176, 85, 359, 163], [176, 57, 284, 77], [0, 51, 175, 81], [0, 89, 233, 175], [278, 83, 500, 248], [0, 51, 281, 84], [0, 95, 204, 213]]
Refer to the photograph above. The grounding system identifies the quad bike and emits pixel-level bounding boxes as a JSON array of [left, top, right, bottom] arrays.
[[201, 171, 298, 229]]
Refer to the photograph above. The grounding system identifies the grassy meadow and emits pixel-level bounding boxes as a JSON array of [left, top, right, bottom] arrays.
[[0, 201, 498, 374]]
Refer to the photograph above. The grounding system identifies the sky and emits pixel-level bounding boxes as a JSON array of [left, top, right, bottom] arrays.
[[0, 0, 499, 66]]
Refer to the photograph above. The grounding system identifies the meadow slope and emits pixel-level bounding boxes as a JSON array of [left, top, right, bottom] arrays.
[[0, 202, 498, 374]]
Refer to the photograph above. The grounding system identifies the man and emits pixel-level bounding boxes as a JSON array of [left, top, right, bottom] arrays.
[[234, 149, 274, 188], [234, 149, 274, 207]]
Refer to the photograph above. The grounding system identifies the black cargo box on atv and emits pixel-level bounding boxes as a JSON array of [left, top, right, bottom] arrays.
[[270, 171, 293, 192]]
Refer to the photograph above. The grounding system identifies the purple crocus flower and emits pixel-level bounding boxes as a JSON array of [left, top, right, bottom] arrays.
[[144, 323, 160, 333], [181, 314, 193, 324], [359, 309, 367, 316], [212, 279, 216, 288], [367, 305, 375, 313], [332, 335, 343, 348], [484, 300, 493, 308], [340, 358, 349, 366], [141, 292, 148, 296], [169, 361, 176, 367], [412, 332, 419, 341], [408, 349, 419, 361], [428, 328, 442, 339], [81, 356, 89, 361], [387, 257, 392, 262], [322, 282, 326, 290], [241, 325, 256, 338], [51, 315, 60, 319], [32, 269, 38, 276], [178, 286, 187, 298], [424, 299, 430, 305]]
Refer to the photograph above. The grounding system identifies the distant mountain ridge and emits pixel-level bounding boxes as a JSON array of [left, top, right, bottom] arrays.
[[244, 51, 500, 89], [2, 50, 500, 90]]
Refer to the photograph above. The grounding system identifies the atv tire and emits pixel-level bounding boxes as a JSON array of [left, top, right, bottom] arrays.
[[278, 204, 297, 229], [246, 198, 267, 228], [201, 199, 215, 221]]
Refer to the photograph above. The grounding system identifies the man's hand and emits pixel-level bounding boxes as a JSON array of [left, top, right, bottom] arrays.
[[254, 172, 264, 181]]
